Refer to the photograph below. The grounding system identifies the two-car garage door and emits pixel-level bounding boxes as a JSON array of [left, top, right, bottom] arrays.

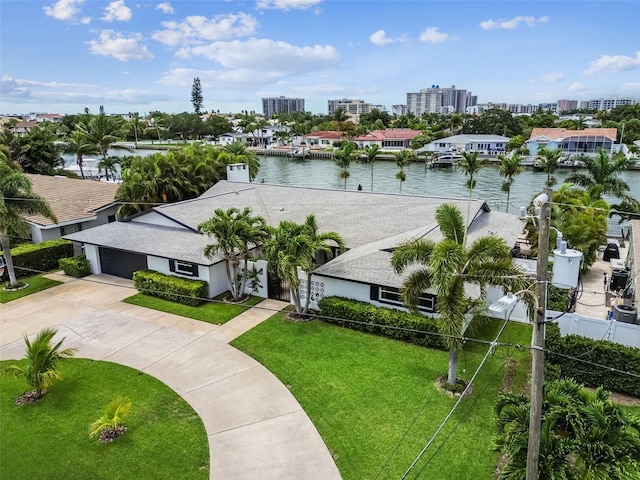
[[99, 247, 148, 279]]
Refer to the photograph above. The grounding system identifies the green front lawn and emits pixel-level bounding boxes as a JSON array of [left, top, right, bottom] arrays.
[[123, 292, 263, 324], [232, 315, 532, 479], [0, 275, 62, 303], [0, 359, 208, 480]]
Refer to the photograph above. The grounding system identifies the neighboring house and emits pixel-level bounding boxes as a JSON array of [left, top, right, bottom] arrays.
[[217, 132, 253, 146], [32, 113, 63, 123], [354, 129, 422, 150], [65, 166, 526, 314], [11, 121, 38, 135], [416, 134, 510, 155], [525, 128, 621, 157], [25, 175, 119, 243], [302, 131, 343, 148]]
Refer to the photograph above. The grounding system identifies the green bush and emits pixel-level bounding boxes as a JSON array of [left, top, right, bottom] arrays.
[[546, 323, 640, 397], [3, 240, 73, 280], [547, 284, 570, 312], [133, 269, 208, 306], [318, 296, 445, 350], [58, 256, 91, 278]]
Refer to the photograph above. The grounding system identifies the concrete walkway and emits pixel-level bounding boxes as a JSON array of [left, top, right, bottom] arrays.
[[0, 274, 341, 480]]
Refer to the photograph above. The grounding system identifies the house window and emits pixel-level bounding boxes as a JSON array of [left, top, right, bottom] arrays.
[[370, 285, 436, 313], [169, 260, 199, 277], [108, 215, 116, 223]]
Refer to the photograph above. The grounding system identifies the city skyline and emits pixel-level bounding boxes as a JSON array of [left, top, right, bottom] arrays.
[[1, 0, 639, 115]]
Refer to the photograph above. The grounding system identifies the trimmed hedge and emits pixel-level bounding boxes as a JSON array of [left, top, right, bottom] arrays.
[[546, 323, 640, 397], [4, 239, 74, 279], [59, 256, 91, 278], [317, 296, 445, 350], [133, 269, 208, 307]]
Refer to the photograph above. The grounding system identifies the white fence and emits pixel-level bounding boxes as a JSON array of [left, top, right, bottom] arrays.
[[555, 312, 640, 349]]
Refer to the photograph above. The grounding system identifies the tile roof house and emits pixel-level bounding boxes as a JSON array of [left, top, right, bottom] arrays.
[[26, 175, 119, 243], [416, 134, 510, 155], [354, 129, 422, 150], [302, 131, 343, 148], [525, 128, 621, 157], [65, 168, 526, 315]]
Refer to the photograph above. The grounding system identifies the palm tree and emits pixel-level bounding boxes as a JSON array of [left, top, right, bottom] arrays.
[[391, 204, 528, 385], [61, 131, 98, 179], [566, 149, 635, 199], [394, 149, 415, 193], [497, 153, 525, 213], [536, 146, 563, 187], [456, 151, 488, 244], [495, 379, 640, 480], [97, 156, 119, 181], [334, 141, 358, 189], [0, 159, 57, 287], [198, 207, 269, 301], [1, 327, 76, 402], [89, 397, 132, 441], [75, 106, 133, 160], [362, 144, 381, 191], [221, 139, 260, 181]]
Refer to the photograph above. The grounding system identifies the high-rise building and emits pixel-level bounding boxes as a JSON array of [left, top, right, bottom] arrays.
[[586, 97, 638, 111], [262, 96, 305, 117], [557, 99, 578, 112], [327, 99, 373, 115], [392, 104, 407, 116], [406, 84, 472, 115]]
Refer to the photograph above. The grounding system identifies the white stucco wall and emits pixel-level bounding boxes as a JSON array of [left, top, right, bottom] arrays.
[[207, 262, 230, 298], [84, 244, 102, 275], [147, 255, 216, 297], [28, 207, 118, 244], [243, 260, 268, 298]]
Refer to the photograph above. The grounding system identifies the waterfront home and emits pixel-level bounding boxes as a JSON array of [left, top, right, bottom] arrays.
[[25, 174, 119, 243], [353, 129, 422, 151], [416, 134, 510, 155], [65, 165, 525, 316], [303, 131, 343, 148], [525, 128, 621, 157]]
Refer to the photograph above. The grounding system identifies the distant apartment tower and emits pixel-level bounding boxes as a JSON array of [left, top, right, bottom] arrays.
[[328, 99, 373, 115], [557, 99, 578, 112], [586, 97, 639, 111], [406, 85, 472, 115], [262, 96, 305, 117], [392, 104, 407, 116]]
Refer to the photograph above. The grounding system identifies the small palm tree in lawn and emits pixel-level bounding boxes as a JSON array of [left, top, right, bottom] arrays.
[[1, 327, 76, 404], [394, 149, 415, 193], [391, 204, 528, 386], [456, 151, 488, 244], [334, 141, 358, 189], [566, 149, 635, 199], [494, 379, 640, 480], [362, 144, 380, 191], [198, 207, 269, 301], [536, 146, 563, 187], [62, 131, 98, 179], [497, 153, 525, 213], [89, 397, 132, 443], [0, 159, 57, 288], [221, 139, 260, 181]]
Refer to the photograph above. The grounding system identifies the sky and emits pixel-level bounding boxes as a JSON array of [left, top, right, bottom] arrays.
[[1, 0, 639, 116]]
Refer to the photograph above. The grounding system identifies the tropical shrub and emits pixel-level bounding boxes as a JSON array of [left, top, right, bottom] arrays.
[[318, 296, 445, 350], [3, 239, 73, 280], [133, 269, 208, 306], [89, 397, 132, 443], [546, 323, 640, 396], [58, 256, 91, 277]]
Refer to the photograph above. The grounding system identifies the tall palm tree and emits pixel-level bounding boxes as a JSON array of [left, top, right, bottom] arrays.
[[362, 144, 381, 191], [565, 149, 635, 199], [221, 139, 260, 181], [1, 327, 76, 401], [0, 159, 57, 287], [61, 131, 98, 179], [536, 146, 563, 187], [391, 204, 528, 385], [497, 153, 525, 213], [97, 156, 119, 182], [75, 106, 133, 160], [495, 379, 640, 480], [198, 207, 269, 301], [334, 141, 358, 189], [394, 149, 415, 193], [456, 151, 488, 244]]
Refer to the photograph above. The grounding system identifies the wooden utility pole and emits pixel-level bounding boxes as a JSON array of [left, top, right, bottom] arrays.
[[526, 187, 552, 480]]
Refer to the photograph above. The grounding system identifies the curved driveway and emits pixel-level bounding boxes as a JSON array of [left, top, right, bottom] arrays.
[[0, 274, 341, 480]]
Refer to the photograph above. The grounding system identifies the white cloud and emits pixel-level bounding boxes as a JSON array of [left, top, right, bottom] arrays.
[[419, 27, 450, 44], [152, 13, 258, 46], [369, 30, 395, 46], [541, 71, 564, 83], [568, 82, 587, 92], [87, 30, 153, 61], [156, 2, 174, 14], [583, 51, 640, 76], [43, 0, 84, 21], [256, 0, 321, 11], [102, 0, 132, 22], [480, 15, 549, 30], [81, 16, 91, 24], [620, 82, 640, 94]]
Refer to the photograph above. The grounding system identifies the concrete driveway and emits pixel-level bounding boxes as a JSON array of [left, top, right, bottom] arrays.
[[0, 274, 341, 480]]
